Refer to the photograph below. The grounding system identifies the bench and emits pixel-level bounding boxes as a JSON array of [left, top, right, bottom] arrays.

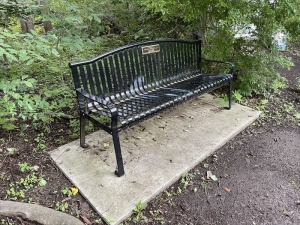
[[69, 39, 234, 177]]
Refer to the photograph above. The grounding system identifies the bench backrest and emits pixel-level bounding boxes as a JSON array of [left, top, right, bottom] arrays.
[[69, 39, 201, 100]]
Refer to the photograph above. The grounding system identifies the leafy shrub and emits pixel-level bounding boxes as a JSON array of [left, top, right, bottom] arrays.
[[0, 76, 74, 131]]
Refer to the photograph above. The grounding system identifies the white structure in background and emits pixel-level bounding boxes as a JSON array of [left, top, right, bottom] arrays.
[[273, 30, 287, 50], [234, 24, 287, 50], [234, 24, 258, 41]]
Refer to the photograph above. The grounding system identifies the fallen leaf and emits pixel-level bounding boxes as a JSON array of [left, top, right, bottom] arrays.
[[80, 215, 92, 225], [62, 197, 71, 202], [132, 136, 141, 139], [71, 187, 79, 196], [224, 187, 231, 193], [210, 175, 218, 181], [38, 178, 47, 187], [283, 209, 290, 217], [103, 142, 110, 149], [33, 165, 39, 171], [207, 171, 213, 179]]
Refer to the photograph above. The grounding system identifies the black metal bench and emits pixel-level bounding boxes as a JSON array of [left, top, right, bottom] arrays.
[[69, 39, 234, 177]]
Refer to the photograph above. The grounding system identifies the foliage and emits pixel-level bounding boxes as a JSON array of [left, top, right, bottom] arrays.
[[0, 29, 58, 66], [6, 163, 46, 201], [0, 75, 74, 131], [232, 90, 243, 103], [180, 172, 195, 189], [0, 0, 28, 27], [134, 200, 148, 213], [133, 200, 148, 223], [18, 162, 32, 172], [141, 0, 299, 96], [62, 187, 73, 197], [101, 1, 190, 43], [55, 202, 69, 212], [69, 120, 94, 139], [0, 0, 109, 131]]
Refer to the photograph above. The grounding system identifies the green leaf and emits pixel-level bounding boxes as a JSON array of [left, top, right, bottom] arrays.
[[3, 123, 15, 131], [27, 104, 34, 111], [294, 112, 300, 119], [210, 175, 218, 182], [26, 59, 35, 65], [39, 178, 47, 186], [51, 49, 60, 57], [23, 81, 33, 87], [0, 118, 8, 125], [1, 31, 17, 38], [22, 75, 29, 80], [217, 99, 228, 107], [19, 51, 30, 61], [10, 92, 22, 99], [93, 15, 101, 23], [0, 42, 11, 48], [5, 52, 18, 62]]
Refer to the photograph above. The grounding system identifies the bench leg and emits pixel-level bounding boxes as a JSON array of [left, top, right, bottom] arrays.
[[228, 80, 232, 110], [111, 121, 125, 177], [80, 112, 89, 148]]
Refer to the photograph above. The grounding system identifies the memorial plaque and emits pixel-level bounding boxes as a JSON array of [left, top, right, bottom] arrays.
[[141, 44, 160, 55]]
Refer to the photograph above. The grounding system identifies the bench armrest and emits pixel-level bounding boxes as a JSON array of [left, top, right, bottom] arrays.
[[75, 88, 118, 119], [201, 57, 235, 74]]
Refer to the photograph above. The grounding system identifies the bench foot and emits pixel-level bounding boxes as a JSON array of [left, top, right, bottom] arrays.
[[80, 143, 89, 148], [115, 169, 125, 177]]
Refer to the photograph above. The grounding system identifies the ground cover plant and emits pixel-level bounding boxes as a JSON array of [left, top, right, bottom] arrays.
[[0, 0, 300, 224]]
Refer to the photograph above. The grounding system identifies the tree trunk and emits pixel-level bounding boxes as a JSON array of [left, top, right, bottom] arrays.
[[43, 21, 53, 33], [20, 15, 34, 33], [41, 1, 53, 33]]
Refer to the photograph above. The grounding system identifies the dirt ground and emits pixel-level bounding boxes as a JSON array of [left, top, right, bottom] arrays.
[[0, 48, 299, 225]]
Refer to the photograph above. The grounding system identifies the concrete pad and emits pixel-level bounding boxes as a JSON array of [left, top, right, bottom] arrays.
[[49, 94, 260, 225]]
